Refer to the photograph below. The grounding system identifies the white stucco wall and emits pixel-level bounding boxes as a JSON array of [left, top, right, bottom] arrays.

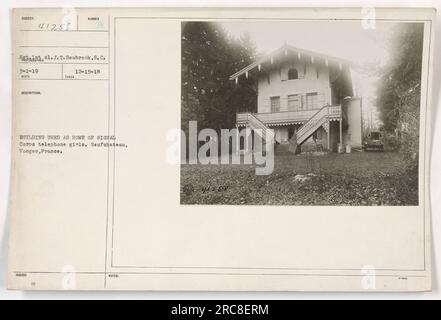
[[257, 61, 332, 113]]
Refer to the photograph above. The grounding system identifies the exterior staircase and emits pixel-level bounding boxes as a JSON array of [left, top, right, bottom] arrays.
[[290, 105, 329, 152], [240, 105, 336, 154], [246, 113, 275, 142], [296, 106, 329, 145]]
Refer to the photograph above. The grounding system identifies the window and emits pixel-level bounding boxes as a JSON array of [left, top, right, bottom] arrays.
[[288, 94, 301, 111], [270, 96, 280, 112], [306, 92, 318, 109], [287, 68, 299, 80]]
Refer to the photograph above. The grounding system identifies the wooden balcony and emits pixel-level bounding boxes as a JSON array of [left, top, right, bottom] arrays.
[[236, 105, 343, 127]]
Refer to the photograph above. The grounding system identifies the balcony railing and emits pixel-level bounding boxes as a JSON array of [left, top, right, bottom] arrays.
[[236, 105, 342, 126]]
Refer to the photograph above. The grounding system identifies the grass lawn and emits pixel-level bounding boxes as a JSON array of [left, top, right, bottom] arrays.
[[180, 151, 418, 206]]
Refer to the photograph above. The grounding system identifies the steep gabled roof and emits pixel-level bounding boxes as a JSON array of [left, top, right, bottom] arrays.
[[229, 43, 352, 81]]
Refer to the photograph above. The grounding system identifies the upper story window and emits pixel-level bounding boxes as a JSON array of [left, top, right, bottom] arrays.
[[287, 68, 299, 80], [288, 94, 301, 111], [306, 92, 319, 109], [270, 96, 280, 112]]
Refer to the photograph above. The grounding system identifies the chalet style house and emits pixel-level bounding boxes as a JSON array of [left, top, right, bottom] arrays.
[[230, 44, 362, 153]]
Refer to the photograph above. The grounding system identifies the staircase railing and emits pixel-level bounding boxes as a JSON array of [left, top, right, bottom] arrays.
[[247, 113, 275, 142], [296, 106, 329, 145], [237, 105, 341, 148]]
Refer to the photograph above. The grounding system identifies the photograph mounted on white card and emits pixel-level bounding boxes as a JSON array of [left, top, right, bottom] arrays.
[[7, 7, 434, 291]]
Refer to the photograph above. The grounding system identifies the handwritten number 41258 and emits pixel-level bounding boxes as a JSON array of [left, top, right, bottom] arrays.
[[38, 22, 72, 31]]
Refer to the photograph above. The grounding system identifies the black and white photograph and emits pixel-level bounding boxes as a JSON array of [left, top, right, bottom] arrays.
[[1, 4, 437, 295], [180, 20, 424, 206]]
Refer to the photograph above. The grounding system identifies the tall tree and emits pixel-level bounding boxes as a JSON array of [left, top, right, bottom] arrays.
[[376, 23, 424, 166], [181, 22, 257, 134], [376, 23, 424, 132]]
